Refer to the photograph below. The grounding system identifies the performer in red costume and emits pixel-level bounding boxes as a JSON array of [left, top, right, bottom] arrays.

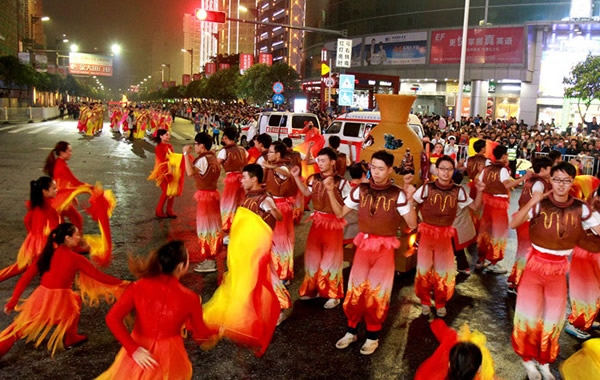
[[477, 145, 529, 274], [217, 127, 248, 233], [183, 132, 223, 273], [253, 133, 272, 167], [240, 164, 290, 325], [0, 223, 126, 357], [510, 162, 600, 380], [148, 130, 182, 218], [507, 156, 552, 293], [328, 136, 350, 176], [0, 177, 59, 282], [97, 240, 217, 379], [412, 156, 483, 317], [43, 141, 86, 230], [466, 140, 489, 201], [283, 137, 306, 225], [292, 148, 350, 309], [330, 150, 417, 355], [263, 141, 299, 283]]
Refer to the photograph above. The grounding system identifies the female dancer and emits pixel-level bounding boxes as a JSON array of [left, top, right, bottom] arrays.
[[148, 130, 179, 218], [0, 223, 126, 357], [0, 177, 59, 282], [43, 141, 87, 230], [97, 241, 217, 379]]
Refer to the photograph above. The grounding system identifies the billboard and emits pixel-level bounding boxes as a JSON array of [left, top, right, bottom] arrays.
[[430, 27, 525, 65], [68, 52, 113, 76], [363, 32, 427, 65]]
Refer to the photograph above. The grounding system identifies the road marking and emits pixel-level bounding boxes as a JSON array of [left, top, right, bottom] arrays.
[[0, 125, 19, 132], [169, 131, 185, 140], [8, 124, 47, 133], [28, 124, 57, 134]]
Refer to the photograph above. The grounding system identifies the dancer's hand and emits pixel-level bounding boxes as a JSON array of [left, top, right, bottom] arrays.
[[323, 176, 335, 192], [475, 180, 486, 192], [132, 347, 158, 370], [4, 304, 14, 315], [532, 189, 552, 205], [182, 145, 192, 154], [291, 166, 301, 178]]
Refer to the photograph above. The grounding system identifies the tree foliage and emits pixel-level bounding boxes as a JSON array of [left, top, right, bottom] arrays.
[[237, 62, 301, 105], [564, 54, 600, 120]]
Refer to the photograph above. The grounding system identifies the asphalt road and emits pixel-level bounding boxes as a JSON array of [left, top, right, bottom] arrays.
[[0, 117, 589, 379]]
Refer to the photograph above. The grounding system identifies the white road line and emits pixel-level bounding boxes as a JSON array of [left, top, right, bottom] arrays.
[[0, 125, 19, 132], [8, 124, 47, 133], [169, 131, 185, 140], [28, 124, 57, 134]]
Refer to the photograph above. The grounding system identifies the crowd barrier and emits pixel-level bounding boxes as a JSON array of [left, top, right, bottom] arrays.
[[1, 107, 60, 123]]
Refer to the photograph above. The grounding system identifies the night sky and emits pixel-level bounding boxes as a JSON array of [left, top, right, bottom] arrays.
[[44, 0, 194, 91]]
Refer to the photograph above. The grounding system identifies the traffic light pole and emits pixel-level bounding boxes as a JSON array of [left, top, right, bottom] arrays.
[[226, 17, 346, 37]]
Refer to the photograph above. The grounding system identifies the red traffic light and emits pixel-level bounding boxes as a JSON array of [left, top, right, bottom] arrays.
[[195, 9, 226, 23]]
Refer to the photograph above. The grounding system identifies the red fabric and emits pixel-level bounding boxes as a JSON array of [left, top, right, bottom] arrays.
[[7, 245, 122, 310], [105, 274, 215, 356], [53, 158, 85, 190], [154, 143, 174, 177], [415, 319, 459, 380], [247, 147, 261, 164]]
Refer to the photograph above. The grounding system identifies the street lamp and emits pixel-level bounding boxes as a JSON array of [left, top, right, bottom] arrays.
[[111, 43, 121, 55], [70, 43, 79, 52], [29, 15, 50, 49], [181, 48, 193, 75]]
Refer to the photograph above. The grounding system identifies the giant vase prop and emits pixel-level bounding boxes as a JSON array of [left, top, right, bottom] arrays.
[[360, 94, 422, 186]]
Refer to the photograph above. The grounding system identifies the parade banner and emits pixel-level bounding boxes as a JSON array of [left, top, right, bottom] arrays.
[[68, 52, 113, 76], [193, 73, 202, 81], [205, 62, 216, 76], [363, 32, 427, 66], [259, 53, 273, 66], [182, 74, 191, 86], [219, 63, 230, 71], [430, 27, 525, 65], [240, 53, 254, 72]]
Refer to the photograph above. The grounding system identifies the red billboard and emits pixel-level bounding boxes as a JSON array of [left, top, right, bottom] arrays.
[[182, 74, 191, 86], [240, 53, 254, 71], [205, 62, 216, 76], [430, 27, 525, 65], [259, 53, 273, 66], [219, 63, 230, 71], [193, 73, 202, 81]]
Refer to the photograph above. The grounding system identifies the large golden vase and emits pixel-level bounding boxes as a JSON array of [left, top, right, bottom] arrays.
[[360, 94, 422, 186]]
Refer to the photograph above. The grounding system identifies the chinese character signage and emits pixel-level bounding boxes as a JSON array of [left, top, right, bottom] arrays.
[[193, 73, 202, 81], [205, 62, 216, 76], [430, 27, 525, 65], [68, 52, 113, 76], [364, 32, 427, 65], [182, 74, 191, 86], [259, 53, 273, 66], [336, 39, 353, 68], [240, 53, 254, 72], [162, 81, 169, 89], [219, 63, 230, 71]]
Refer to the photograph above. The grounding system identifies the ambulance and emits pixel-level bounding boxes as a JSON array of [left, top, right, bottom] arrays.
[[255, 111, 321, 146]]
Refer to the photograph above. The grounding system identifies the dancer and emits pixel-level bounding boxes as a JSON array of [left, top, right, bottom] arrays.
[[283, 137, 307, 225], [451, 172, 478, 276], [183, 132, 223, 273], [510, 162, 600, 380], [476, 145, 529, 273], [253, 133, 272, 167], [148, 130, 181, 218], [263, 141, 298, 282], [466, 139, 489, 200], [217, 127, 248, 233], [412, 155, 483, 317], [507, 156, 552, 293], [240, 164, 290, 324], [292, 147, 350, 308], [328, 136, 350, 176], [43, 141, 87, 230], [97, 241, 217, 379], [0, 223, 126, 357], [0, 177, 59, 282], [330, 150, 417, 355]]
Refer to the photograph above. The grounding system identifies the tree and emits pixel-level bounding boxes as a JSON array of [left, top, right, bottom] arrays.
[[564, 54, 600, 121], [237, 62, 301, 105], [205, 66, 240, 101]]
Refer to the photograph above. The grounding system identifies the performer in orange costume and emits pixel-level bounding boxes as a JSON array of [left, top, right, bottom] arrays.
[[0, 177, 59, 282], [217, 127, 248, 233], [510, 162, 600, 380], [43, 141, 86, 230], [292, 148, 350, 309], [97, 241, 217, 379], [148, 130, 183, 218], [330, 150, 417, 355], [183, 132, 223, 273], [0, 223, 126, 357]]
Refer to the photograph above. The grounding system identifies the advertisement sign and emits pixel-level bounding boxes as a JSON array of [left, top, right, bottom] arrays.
[[240, 53, 254, 72], [571, 0, 593, 18], [192, 73, 202, 81], [324, 38, 362, 67], [130, 85, 140, 93], [430, 27, 525, 65], [336, 38, 353, 68], [182, 74, 191, 86], [68, 52, 113, 76], [205, 62, 216, 76], [219, 63, 230, 71], [363, 32, 427, 65], [35, 54, 48, 72], [18, 52, 30, 65], [259, 53, 273, 66]]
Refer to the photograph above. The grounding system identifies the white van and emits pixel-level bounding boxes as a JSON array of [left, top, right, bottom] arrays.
[[256, 111, 321, 146], [323, 111, 424, 163]]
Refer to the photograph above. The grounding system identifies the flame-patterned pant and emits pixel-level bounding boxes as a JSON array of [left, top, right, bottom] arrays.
[[511, 249, 568, 364], [477, 194, 509, 264], [271, 198, 295, 281], [568, 247, 600, 331], [194, 190, 223, 262], [220, 172, 244, 233], [508, 220, 530, 288]]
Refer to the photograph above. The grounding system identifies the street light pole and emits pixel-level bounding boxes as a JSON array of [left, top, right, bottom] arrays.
[[456, 0, 470, 124]]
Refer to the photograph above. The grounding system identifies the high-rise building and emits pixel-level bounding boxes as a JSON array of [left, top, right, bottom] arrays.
[[183, 0, 220, 75], [218, 0, 256, 56], [0, 0, 19, 56], [256, 0, 306, 72]]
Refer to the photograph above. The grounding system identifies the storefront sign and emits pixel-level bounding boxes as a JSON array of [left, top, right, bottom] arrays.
[[363, 32, 427, 65], [571, 0, 593, 18], [68, 52, 113, 76], [431, 27, 525, 65]]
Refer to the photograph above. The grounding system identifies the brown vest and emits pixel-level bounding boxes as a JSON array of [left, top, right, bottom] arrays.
[[529, 195, 587, 251], [353, 181, 406, 236], [518, 176, 551, 208], [577, 229, 600, 253], [287, 149, 302, 170], [193, 152, 220, 190], [309, 173, 344, 214], [241, 189, 276, 230], [336, 151, 347, 176], [264, 159, 298, 197], [482, 162, 509, 196], [419, 181, 461, 227], [222, 144, 247, 173], [467, 154, 487, 181]]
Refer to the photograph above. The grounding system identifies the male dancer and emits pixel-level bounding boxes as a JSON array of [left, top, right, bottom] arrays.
[[254, 133, 272, 167], [240, 164, 290, 325], [263, 141, 298, 283], [328, 135, 351, 176], [217, 127, 248, 235], [283, 137, 306, 224], [510, 162, 600, 380], [183, 132, 223, 273], [507, 156, 552, 293], [291, 147, 350, 309], [412, 155, 484, 317], [477, 145, 529, 273], [466, 139, 488, 200], [329, 150, 417, 355]]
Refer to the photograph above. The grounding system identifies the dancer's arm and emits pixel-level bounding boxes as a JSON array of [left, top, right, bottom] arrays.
[[326, 177, 353, 218], [73, 252, 122, 286], [188, 294, 217, 343], [510, 190, 550, 229], [5, 263, 38, 313], [291, 167, 311, 197], [467, 181, 485, 211], [105, 284, 139, 355]]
